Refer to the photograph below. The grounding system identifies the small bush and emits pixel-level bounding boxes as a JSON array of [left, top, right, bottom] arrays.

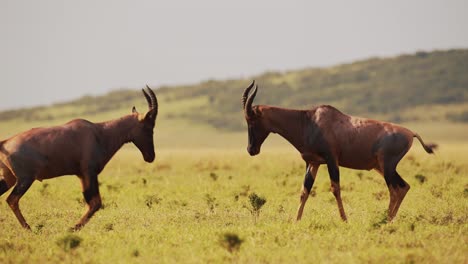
[[356, 172, 363, 180], [39, 183, 49, 196], [249, 193, 266, 213], [104, 223, 114, 231], [371, 211, 388, 229], [145, 195, 162, 209], [205, 194, 218, 213], [56, 234, 82, 252], [35, 223, 45, 234], [244, 193, 267, 223], [219, 232, 243, 253], [414, 174, 427, 184], [209, 172, 218, 181]]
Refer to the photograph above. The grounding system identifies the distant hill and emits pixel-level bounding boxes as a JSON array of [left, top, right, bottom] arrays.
[[1, 49, 467, 131]]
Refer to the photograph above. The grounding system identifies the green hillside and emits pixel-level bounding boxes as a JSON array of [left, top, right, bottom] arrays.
[[1, 49, 467, 133]]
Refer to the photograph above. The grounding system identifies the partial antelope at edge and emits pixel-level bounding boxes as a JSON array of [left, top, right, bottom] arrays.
[[0, 85, 159, 230], [241, 80, 437, 222]]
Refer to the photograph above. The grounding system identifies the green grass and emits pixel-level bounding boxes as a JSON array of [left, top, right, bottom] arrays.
[[0, 144, 467, 263]]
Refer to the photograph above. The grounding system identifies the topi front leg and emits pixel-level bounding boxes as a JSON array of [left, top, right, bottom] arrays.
[[296, 163, 319, 221]]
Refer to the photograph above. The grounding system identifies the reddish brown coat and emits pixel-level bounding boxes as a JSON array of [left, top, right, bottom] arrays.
[[242, 81, 436, 222], [0, 86, 158, 230]]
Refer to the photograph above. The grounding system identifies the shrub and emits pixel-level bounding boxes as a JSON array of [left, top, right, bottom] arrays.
[[205, 194, 218, 213], [145, 195, 162, 209], [209, 172, 218, 181], [56, 234, 82, 252], [414, 174, 427, 184], [245, 193, 267, 223], [219, 232, 243, 253]]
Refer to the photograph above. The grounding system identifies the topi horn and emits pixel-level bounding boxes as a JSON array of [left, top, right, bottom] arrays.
[[245, 84, 258, 118], [145, 85, 158, 114], [242, 80, 255, 109]]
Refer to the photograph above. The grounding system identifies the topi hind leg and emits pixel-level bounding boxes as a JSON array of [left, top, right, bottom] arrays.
[[389, 171, 410, 219], [384, 169, 409, 221], [331, 181, 347, 221], [0, 179, 8, 196], [6, 177, 34, 229], [327, 159, 347, 221], [378, 156, 410, 221], [296, 163, 319, 221], [73, 174, 102, 231], [0, 165, 16, 196], [375, 166, 398, 220], [376, 133, 412, 221], [4, 154, 46, 229]]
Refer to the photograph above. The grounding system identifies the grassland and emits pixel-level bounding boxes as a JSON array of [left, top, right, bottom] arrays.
[[0, 132, 467, 263]]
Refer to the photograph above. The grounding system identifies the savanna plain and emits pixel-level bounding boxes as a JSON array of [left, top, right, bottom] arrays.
[[0, 118, 467, 263]]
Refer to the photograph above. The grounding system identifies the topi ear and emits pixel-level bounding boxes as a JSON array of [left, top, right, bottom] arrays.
[[132, 106, 138, 114]]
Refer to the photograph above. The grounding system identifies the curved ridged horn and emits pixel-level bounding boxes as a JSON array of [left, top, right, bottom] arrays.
[[242, 80, 255, 109], [245, 84, 258, 118], [145, 85, 158, 115], [142, 88, 152, 109]]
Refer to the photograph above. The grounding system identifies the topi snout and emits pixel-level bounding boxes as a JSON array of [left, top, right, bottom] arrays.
[[247, 146, 260, 156], [143, 152, 155, 163]]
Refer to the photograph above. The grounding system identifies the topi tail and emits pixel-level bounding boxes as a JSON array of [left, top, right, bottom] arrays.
[[414, 133, 437, 154]]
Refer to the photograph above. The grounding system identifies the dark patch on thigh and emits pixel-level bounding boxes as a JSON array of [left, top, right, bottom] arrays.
[[0, 179, 9, 195], [372, 133, 409, 157], [9, 147, 47, 177]]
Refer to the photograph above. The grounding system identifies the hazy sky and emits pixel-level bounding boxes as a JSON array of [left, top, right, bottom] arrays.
[[1, 0, 467, 110]]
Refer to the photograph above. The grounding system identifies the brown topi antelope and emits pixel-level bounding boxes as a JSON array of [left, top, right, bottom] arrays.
[[242, 81, 436, 222], [0, 86, 158, 230]]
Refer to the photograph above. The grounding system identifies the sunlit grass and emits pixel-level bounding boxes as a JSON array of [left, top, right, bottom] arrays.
[[0, 144, 466, 263]]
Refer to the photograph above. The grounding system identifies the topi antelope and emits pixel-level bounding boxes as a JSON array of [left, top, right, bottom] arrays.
[[0, 86, 158, 230], [242, 81, 436, 222]]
